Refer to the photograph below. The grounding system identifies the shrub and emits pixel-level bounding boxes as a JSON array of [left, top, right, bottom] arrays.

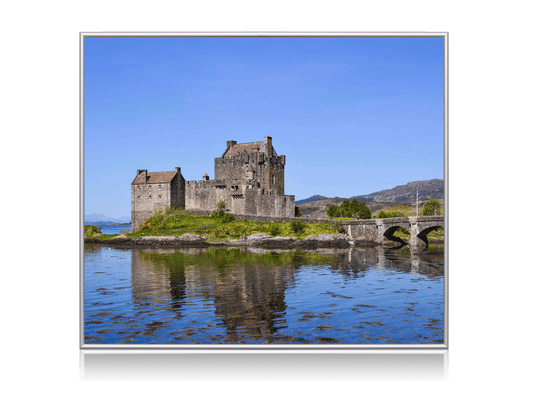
[[290, 221, 305, 233], [84, 225, 101, 236], [422, 199, 442, 216], [215, 199, 227, 211], [165, 205, 179, 215], [139, 208, 165, 230], [295, 206, 302, 217], [378, 210, 405, 218], [210, 210, 223, 218], [332, 221, 346, 234], [221, 213, 235, 223], [269, 222, 282, 236], [390, 205, 409, 211], [211, 200, 228, 217]]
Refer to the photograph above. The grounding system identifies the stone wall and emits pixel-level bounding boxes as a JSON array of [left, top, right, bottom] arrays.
[[131, 169, 185, 231], [185, 182, 295, 218], [132, 182, 173, 231], [185, 180, 220, 212]]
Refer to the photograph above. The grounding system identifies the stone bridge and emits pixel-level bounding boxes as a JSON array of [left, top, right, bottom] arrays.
[[341, 216, 444, 250]]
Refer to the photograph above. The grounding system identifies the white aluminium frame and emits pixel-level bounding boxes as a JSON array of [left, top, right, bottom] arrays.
[[76, 29, 452, 382]]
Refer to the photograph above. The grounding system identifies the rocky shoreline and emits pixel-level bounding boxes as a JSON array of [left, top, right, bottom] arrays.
[[84, 232, 389, 249], [84, 232, 445, 249]]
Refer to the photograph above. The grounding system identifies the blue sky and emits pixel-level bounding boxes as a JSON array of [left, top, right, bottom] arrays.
[[84, 36, 444, 219]]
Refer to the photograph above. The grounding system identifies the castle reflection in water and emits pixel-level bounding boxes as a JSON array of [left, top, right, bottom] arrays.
[[125, 246, 444, 343]]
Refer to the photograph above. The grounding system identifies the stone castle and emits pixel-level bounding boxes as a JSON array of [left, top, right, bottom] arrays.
[[131, 136, 295, 230]]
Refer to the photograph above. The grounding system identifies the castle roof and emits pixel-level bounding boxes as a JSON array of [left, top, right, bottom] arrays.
[[132, 171, 177, 184], [224, 141, 277, 157]]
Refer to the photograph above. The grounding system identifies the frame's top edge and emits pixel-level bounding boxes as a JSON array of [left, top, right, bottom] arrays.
[[80, 31, 449, 37]]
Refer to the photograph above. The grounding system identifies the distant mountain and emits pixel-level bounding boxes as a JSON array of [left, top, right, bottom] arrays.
[[85, 213, 130, 224], [295, 195, 329, 205], [351, 179, 444, 204]]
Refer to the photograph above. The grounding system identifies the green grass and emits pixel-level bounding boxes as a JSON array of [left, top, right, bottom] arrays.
[[427, 226, 444, 239], [126, 209, 339, 241], [84, 225, 123, 240]]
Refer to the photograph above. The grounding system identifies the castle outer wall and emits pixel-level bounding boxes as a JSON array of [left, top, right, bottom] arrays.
[[185, 180, 294, 217]]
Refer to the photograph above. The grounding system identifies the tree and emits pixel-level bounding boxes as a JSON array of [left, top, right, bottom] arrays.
[[211, 199, 228, 218], [215, 199, 227, 211], [422, 199, 442, 216], [327, 205, 341, 218], [358, 204, 371, 219], [327, 199, 371, 219]]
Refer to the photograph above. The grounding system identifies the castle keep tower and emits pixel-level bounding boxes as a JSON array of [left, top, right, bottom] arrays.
[[131, 137, 294, 230], [215, 136, 286, 194]]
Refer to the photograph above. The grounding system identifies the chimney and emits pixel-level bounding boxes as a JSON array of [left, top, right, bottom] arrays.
[[265, 136, 272, 156], [203, 172, 209, 181], [175, 167, 181, 174], [227, 140, 237, 149], [137, 169, 148, 183]]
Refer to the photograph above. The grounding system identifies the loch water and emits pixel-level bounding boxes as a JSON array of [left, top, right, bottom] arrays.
[[84, 244, 444, 345], [99, 224, 131, 235]]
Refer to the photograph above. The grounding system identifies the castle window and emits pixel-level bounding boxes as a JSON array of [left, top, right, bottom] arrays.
[[158, 184, 161, 189], [159, 195, 161, 200], [149, 195, 152, 201], [137, 196, 140, 201], [149, 186, 152, 191]]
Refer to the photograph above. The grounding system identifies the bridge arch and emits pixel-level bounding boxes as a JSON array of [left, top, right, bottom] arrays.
[[382, 225, 409, 245], [413, 225, 443, 247]]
